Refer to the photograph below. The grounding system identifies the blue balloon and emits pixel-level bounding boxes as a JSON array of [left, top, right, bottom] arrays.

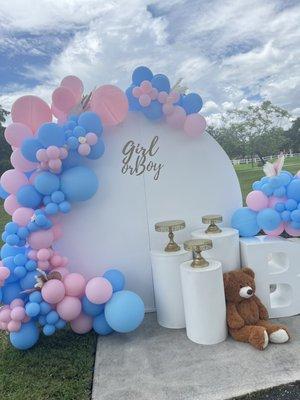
[[280, 171, 292, 186], [60, 166, 98, 202], [82, 296, 104, 317], [38, 316, 47, 326], [142, 100, 163, 120], [231, 207, 260, 237], [2, 256, 18, 283], [125, 85, 142, 111], [132, 66, 153, 85], [78, 112, 103, 136], [51, 191, 65, 203], [1, 244, 24, 259], [103, 269, 125, 292], [285, 199, 297, 211], [105, 290, 145, 333], [5, 222, 18, 234], [87, 139, 105, 160], [55, 319, 66, 329], [273, 187, 286, 198], [275, 202, 286, 213], [40, 301, 52, 315], [1, 282, 23, 304], [20, 271, 37, 290], [72, 126, 86, 138], [45, 202, 59, 215], [287, 179, 300, 201], [46, 310, 59, 325], [151, 74, 170, 93], [291, 221, 300, 229], [93, 313, 114, 335], [34, 172, 60, 195], [0, 185, 9, 200], [17, 185, 42, 208], [21, 138, 43, 162], [43, 324, 55, 336], [62, 150, 84, 169], [14, 266, 27, 279], [281, 210, 291, 222], [0, 288, 2, 303], [181, 93, 203, 114], [25, 302, 41, 317], [269, 176, 282, 189], [38, 123, 65, 147], [10, 322, 40, 350], [291, 210, 300, 222], [257, 208, 281, 231], [59, 201, 71, 213], [252, 181, 261, 190], [261, 184, 273, 196], [29, 291, 42, 303], [25, 259, 37, 271]]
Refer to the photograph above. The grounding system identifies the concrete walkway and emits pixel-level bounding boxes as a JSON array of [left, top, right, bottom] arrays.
[[92, 313, 300, 400]]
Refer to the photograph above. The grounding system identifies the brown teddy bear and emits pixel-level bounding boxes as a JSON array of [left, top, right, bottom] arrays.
[[223, 267, 290, 350]]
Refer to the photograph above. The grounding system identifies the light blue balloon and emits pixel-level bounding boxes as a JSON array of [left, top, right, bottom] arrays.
[[34, 172, 60, 195], [273, 187, 286, 198], [40, 301, 52, 315], [257, 208, 281, 231], [285, 199, 297, 211], [291, 221, 300, 229], [21, 138, 43, 162], [87, 140, 105, 160], [93, 313, 114, 335], [181, 93, 203, 114], [78, 112, 103, 136], [46, 310, 59, 325], [60, 166, 98, 202], [291, 210, 300, 222], [132, 66, 153, 85], [2, 256, 18, 283], [17, 185, 42, 208], [25, 302, 41, 317], [252, 181, 261, 190], [126, 85, 142, 111], [1, 244, 24, 259], [281, 210, 291, 222], [103, 269, 125, 292], [0, 185, 9, 200], [269, 176, 282, 189], [231, 207, 260, 237], [20, 271, 37, 290], [287, 179, 300, 201], [280, 171, 292, 186], [1, 282, 23, 304], [38, 123, 65, 147], [275, 202, 285, 213], [14, 266, 27, 279], [261, 184, 273, 196], [59, 201, 71, 213], [5, 222, 18, 234], [142, 100, 163, 120], [10, 321, 40, 350], [82, 296, 104, 317], [29, 291, 42, 303], [105, 290, 145, 333], [151, 74, 170, 93], [55, 319, 66, 330]]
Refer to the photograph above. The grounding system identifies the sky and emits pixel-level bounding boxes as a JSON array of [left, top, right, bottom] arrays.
[[0, 0, 299, 125]]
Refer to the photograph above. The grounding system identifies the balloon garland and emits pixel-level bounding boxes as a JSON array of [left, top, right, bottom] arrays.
[[0, 67, 206, 350]]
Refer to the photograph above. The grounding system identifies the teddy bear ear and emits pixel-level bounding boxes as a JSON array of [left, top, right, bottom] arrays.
[[242, 267, 255, 278]]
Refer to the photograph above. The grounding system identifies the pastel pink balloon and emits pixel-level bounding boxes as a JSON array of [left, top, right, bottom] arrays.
[[70, 313, 93, 334], [48, 159, 62, 171], [149, 88, 158, 100], [59, 147, 68, 159], [166, 106, 186, 129], [169, 91, 180, 103], [12, 207, 34, 226], [10, 149, 38, 172], [139, 94, 151, 107], [157, 91, 168, 103], [52, 224, 63, 241], [4, 122, 33, 147], [184, 113, 207, 138], [52, 267, 69, 278], [11, 95, 52, 133], [90, 85, 128, 126], [64, 273, 86, 297], [57, 296, 82, 321], [268, 196, 287, 208], [51, 103, 67, 121], [4, 195, 20, 216], [264, 222, 285, 236], [85, 277, 113, 305], [78, 143, 91, 156], [36, 149, 48, 162], [10, 306, 26, 321], [85, 132, 98, 145], [60, 75, 84, 102], [50, 254, 63, 268], [285, 223, 300, 237], [132, 87, 141, 98], [7, 320, 21, 332], [0, 308, 11, 322], [162, 103, 174, 115], [37, 248, 51, 261], [140, 80, 152, 94], [28, 229, 54, 250], [38, 260, 50, 271], [0, 169, 29, 194], [28, 250, 38, 260], [46, 146, 60, 159], [41, 279, 66, 304], [246, 191, 269, 211], [0, 266, 10, 281], [10, 299, 24, 308], [52, 86, 77, 113]]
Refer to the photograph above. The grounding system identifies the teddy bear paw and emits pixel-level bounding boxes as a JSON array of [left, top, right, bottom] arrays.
[[262, 330, 269, 349], [269, 329, 289, 344]]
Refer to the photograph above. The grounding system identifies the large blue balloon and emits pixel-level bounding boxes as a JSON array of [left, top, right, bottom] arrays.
[[0, 185, 9, 200], [181, 93, 203, 114], [78, 112, 103, 136], [87, 140, 105, 160], [231, 207, 260, 237], [10, 322, 40, 350], [1, 282, 23, 304], [287, 179, 300, 202], [142, 100, 163, 120], [93, 313, 114, 335], [62, 150, 84, 170], [2, 256, 18, 283], [60, 166, 98, 202], [34, 172, 60, 195], [151, 74, 170, 93], [82, 296, 104, 317], [21, 138, 43, 162], [38, 123, 65, 147], [103, 269, 125, 292], [17, 185, 42, 208], [132, 66, 153, 85], [20, 271, 37, 290], [1, 244, 24, 259], [125, 85, 142, 112], [105, 290, 145, 333], [257, 208, 281, 231]]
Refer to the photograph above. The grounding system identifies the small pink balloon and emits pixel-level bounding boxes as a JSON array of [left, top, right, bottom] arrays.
[[28, 229, 54, 250], [149, 88, 158, 100], [12, 207, 34, 226], [52, 267, 69, 278], [246, 191, 269, 211], [48, 159, 62, 172], [60, 75, 84, 102], [90, 85, 128, 126], [37, 248, 51, 261], [264, 222, 285, 237], [85, 277, 113, 305], [132, 87, 141, 98], [50, 254, 63, 268], [41, 279, 66, 304], [70, 313, 93, 334], [59, 147, 68, 159], [0, 169, 29, 194], [10, 306, 26, 321], [268, 196, 287, 208], [4, 122, 33, 147], [11, 95, 52, 133], [0, 266, 10, 281], [28, 250, 38, 260], [166, 106, 186, 129], [10, 299, 24, 308], [162, 103, 174, 115], [4, 195, 20, 216], [7, 320, 21, 332], [184, 113, 207, 138], [0, 308, 11, 323], [38, 260, 50, 271], [57, 296, 82, 321], [158, 91, 168, 104], [139, 94, 151, 107], [11, 149, 38, 172], [46, 146, 60, 159], [61, 257, 69, 267], [140, 80, 152, 94], [36, 149, 48, 162], [169, 91, 180, 103], [78, 143, 91, 156], [64, 273, 86, 297], [52, 86, 77, 114], [85, 132, 98, 145], [52, 224, 63, 241], [285, 223, 300, 237]]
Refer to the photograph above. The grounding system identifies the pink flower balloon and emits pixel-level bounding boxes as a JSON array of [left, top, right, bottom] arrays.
[[184, 113, 207, 138], [41, 279, 66, 304], [10, 306, 26, 321], [28, 229, 55, 250], [166, 106, 186, 129], [52, 86, 77, 114], [64, 273, 86, 297], [264, 222, 285, 236], [157, 91, 168, 104], [140, 80, 152, 94], [4, 195, 20, 216], [139, 94, 151, 107], [132, 87, 141, 98], [85, 277, 113, 305], [4, 122, 33, 147], [70, 313, 93, 334], [10, 149, 38, 172], [10, 299, 24, 308], [46, 146, 60, 159], [7, 320, 21, 332], [11, 95, 52, 133], [60, 75, 84, 102], [246, 190, 269, 211], [85, 132, 98, 145], [78, 143, 91, 156], [12, 207, 34, 226], [90, 85, 128, 126], [56, 296, 82, 321], [0, 169, 29, 194]]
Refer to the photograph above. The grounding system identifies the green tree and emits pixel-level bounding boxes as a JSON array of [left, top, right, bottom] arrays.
[[285, 117, 300, 152], [0, 106, 11, 175]]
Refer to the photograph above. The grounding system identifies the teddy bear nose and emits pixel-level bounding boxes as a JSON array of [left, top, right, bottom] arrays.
[[247, 289, 253, 295]]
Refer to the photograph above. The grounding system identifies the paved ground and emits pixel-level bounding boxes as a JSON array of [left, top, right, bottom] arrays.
[[92, 313, 300, 400]]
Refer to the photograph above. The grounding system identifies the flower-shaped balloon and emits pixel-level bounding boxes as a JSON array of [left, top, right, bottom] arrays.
[[67, 131, 99, 156], [132, 80, 159, 107], [36, 146, 68, 174]]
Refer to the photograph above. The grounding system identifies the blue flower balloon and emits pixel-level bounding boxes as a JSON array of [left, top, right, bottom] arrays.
[[181, 93, 203, 114], [78, 112, 103, 136], [151, 74, 170, 93], [132, 66, 153, 85]]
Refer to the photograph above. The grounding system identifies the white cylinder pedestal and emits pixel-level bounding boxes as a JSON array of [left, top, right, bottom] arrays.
[[180, 260, 227, 345], [150, 249, 192, 329], [191, 227, 240, 272]]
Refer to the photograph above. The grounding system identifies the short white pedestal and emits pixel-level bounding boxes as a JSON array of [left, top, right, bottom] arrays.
[[150, 248, 192, 329], [191, 227, 240, 272], [180, 260, 227, 345]]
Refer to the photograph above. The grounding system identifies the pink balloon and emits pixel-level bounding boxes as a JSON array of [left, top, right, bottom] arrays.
[[0, 266, 10, 281], [246, 191, 269, 211], [52, 224, 63, 241], [10, 299, 24, 308], [140, 80, 152, 94], [56, 296, 82, 321], [46, 146, 60, 159], [264, 222, 285, 236], [0, 169, 29, 194], [7, 320, 21, 332], [166, 106, 186, 129], [28, 229, 54, 250], [11, 95, 52, 133], [268, 196, 287, 208], [4, 195, 20, 216], [41, 279, 66, 304], [64, 273, 86, 297], [132, 87, 141, 97], [52, 86, 77, 114], [50, 254, 63, 268], [51, 104, 67, 122], [85, 132, 98, 145], [70, 313, 93, 334], [52, 267, 69, 278], [4, 122, 33, 147], [10, 306, 26, 321], [139, 94, 151, 107], [78, 143, 90, 156], [157, 91, 168, 104], [0, 308, 11, 322], [12, 207, 34, 226], [48, 159, 62, 172], [90, 85, 128, 126], [184, 113, 207, 137], [285, 223, 300, 237], [162, 103, 174, 115], [85, 277, 113, 305], [10, 149, 38, 172], [60, 76, 84, 102], [37, 248, 51, 261]]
